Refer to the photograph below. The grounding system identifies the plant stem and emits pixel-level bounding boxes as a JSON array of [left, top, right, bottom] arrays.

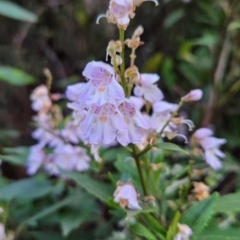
[[133, 146, 148, 196], [119, 28, 127, 95]]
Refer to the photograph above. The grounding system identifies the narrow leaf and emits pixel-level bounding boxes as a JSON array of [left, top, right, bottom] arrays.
[[0, 66, 35, 86], [166, 211, 181, 240], [0, 1, 37, 22], [130, 222, 157, 240]]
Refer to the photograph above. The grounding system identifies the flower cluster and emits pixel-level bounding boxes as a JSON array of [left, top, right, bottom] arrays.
[[27, 85, 91, 176]]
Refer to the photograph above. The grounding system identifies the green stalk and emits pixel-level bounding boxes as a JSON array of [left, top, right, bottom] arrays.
[[133, 146, 148, 196], [119, 28, 127, 95]]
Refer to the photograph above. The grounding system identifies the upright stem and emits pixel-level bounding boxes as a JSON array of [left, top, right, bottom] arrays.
[[133, 146, 148, 196], [119, 28, 127, 94]]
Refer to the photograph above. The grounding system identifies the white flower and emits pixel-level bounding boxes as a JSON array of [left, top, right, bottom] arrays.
[[114, 181, 142, 210], [45, 145, 90, 175], [81, 61, 125, 106], [81, 103, 127, 145], [134, 73, 163, 103], [151, 101, 178, 133], [32, 113, 63, 148], [117, 99, 150, 146], [26, 145, 46, 175], [193, 128, 226, 170], [108, 0, 135, 29], [174, 224, 192, 240], [30, 85, 52, 113]]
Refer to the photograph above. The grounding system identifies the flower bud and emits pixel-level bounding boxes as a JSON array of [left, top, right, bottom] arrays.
[[133, 25, 144, 38], [125, 66, 140, 83], [192, 182, 210, 201], [181, 89, 203, 102]]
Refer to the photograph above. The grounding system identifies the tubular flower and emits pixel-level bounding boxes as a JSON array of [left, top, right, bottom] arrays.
[[108, 0, 135, 29], [81, 61, 125, 106], [134, 73, 163, 103], [32, 113, 63, 148], [26, 145, 46, 175], [114, 181, 142, 210], [117, 99, 150, 146], [193, 128, 226, 170], [46, 145, 90, 175], [81, 103, 127, 145], [151, 101, 178, 134]]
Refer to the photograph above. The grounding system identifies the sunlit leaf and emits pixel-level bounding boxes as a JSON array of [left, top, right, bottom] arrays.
[[0, 66, 35, 86], [0, 0, 37, 22]]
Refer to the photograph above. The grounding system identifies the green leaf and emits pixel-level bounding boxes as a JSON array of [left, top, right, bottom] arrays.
[[24, 194, 81, 225], [164, 9, 185, 28], [144, 213, 166, 237], [115, 157, 138, 180], [60, 211, 85, 237], [63, 171, 113, 203], [0, 146, 29, 165], [195, 227, 240, 240], [130, 222, 157, 240], [0, 66, 35, 86], [0, 177, 52, 201], [0, 0, 37, 22], [228, 21, 240, 31], [214, 192, 240, 213], [157, 142, 189, 155], [181, 193, 218, 236], [166, 211, 181, 240]]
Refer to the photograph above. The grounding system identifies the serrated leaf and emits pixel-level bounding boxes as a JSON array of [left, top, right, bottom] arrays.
[[157, 142, 189, 155], [181, 193, 218, 236], [214, 192, 240, 213], [130, 222, 157, 240], [63, 171, 113, 203], [195, 227, 240, 240], [0, 66, 35, 85], [0, 177, 52, 201], [166, 211, 181, 240], [0, 1, 37, 22]]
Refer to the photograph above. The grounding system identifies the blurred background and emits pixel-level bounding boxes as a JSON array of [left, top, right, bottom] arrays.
[[0, 0, 240, 239]]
